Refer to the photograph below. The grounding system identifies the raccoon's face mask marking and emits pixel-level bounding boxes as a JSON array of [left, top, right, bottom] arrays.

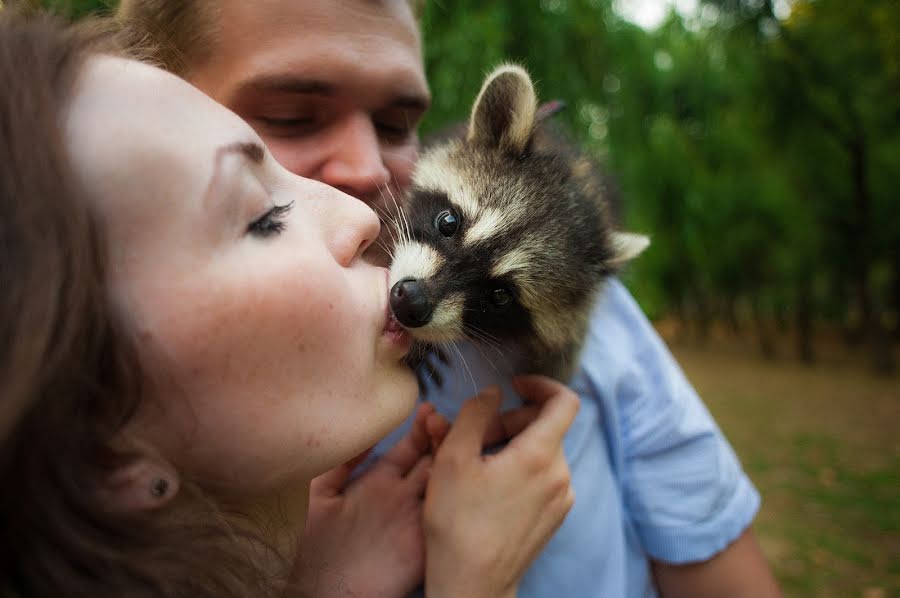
[[388, 65, 544, 347]]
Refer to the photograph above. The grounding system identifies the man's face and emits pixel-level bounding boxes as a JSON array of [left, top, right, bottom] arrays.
[[189, 0, 430, 213]]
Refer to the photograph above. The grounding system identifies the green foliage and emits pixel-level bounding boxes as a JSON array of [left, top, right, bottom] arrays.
[[422, 1, 898, 362], [41, 0, 900, 364], [34, 0, 113, 17]]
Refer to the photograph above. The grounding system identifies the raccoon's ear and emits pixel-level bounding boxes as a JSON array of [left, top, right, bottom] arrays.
[[467, 64, 537, 155], [608, 232, 650, 267]]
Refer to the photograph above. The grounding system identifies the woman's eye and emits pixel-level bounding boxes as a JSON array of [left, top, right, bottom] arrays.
[[434, 210, 459, 237], [248, 202, 294, 238]]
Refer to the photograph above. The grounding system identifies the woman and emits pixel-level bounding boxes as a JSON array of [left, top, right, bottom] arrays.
[[114, 1, 782, 596], [0, 12, 576, 598]]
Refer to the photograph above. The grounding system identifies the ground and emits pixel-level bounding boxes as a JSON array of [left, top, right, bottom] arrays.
[[667, 335, 899, 597]]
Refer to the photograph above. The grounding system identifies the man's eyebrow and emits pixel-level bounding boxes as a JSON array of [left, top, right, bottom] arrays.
[[232, 74, 335, 98], [390, 94, 431, 113], [230, 74, 431, 112]]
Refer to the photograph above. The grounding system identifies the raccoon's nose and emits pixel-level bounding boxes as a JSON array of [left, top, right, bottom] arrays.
[[390, 279, 433, 328]]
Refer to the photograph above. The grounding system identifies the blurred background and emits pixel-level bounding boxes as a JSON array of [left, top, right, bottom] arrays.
[[35, 0, 900, 594]]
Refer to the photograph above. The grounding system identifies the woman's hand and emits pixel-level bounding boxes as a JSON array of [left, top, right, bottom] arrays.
[[294, 403, 435, 598], [423, 376, 579, 598]]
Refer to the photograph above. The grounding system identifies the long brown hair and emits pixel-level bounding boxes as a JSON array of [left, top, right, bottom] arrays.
[[0, 12, 283, 598]]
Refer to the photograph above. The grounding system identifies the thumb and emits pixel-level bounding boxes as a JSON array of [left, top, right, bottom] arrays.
[[439, 386, 502, 459]]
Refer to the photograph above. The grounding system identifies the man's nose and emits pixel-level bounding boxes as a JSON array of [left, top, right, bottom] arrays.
[[320, 113, 391, 200]]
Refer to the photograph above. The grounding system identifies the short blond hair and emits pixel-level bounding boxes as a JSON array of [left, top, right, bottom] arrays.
[[117, 0, 423, 76], [116, 0, 220, 75]]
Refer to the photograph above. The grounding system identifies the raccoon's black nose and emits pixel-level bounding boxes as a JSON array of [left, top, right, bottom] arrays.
[[390, 279, 433, 328]]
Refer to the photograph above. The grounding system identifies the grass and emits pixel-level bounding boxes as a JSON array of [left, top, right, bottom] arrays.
[[667, 336, 899, 597]]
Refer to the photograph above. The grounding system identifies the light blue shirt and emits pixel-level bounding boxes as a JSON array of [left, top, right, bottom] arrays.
[[375, 279, 760, 597]]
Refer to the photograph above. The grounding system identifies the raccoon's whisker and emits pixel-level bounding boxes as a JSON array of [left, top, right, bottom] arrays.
[[372, 203, 401, 248], [467, 341, 506, 382], [465, 325, 530, 362], [462, 326, 506, 356], [415, 343, 439, 390], [385, 185, 413, 245], [461, 322, 504, 346], [374, 238, 396, 262], [458, 311, 513, 346], [446, 340, 478, 397], [381, 186, 405, 244]]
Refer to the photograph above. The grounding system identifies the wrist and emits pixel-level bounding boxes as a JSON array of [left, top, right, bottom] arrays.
[[425, 564, 518, 598]]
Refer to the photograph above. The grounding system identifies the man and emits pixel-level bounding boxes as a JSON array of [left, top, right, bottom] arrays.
[[117, 1, 781, 595]]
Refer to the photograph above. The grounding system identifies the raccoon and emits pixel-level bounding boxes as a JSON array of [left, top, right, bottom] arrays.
[[387, 64, 648, 382]]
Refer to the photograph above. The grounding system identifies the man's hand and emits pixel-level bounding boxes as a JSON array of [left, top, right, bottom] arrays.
[[294, 403, 435, 598]]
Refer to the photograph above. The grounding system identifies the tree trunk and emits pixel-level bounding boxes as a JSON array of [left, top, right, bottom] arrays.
[[848, 134, 894, 373], [795, 277, 814, 364], [692, 287, 711, 345], [726, 295, 742, 336], [752, 295, 776, 359]]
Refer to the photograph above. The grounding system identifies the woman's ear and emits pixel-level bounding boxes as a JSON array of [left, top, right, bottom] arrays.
[[99, 453, 180, 512]]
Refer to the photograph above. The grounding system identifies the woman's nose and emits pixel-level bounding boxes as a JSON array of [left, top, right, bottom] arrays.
[[327, 189, 382, 267], [319, 113, 391, 200]]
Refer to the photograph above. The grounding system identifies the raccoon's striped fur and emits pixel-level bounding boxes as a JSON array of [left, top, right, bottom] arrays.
[[388, 64, 648, 382]]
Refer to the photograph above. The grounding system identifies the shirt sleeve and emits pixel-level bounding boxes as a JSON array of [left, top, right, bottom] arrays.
[[579, 279, 760, 564]]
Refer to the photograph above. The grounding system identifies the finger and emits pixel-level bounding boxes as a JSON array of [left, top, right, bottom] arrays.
[[310, 462, 356, 497], [345, 447, 374, 471], [311, 445, 375, 494], [508, 377, 579, 449], [425, 411, 450, 453], [481, 405, 540, 446], [511, 375, 572, 405], [379, 402, 435, 475], [522, 485, 576, 568], [403, 454, 433, 497], [439, 386, 502, 459]]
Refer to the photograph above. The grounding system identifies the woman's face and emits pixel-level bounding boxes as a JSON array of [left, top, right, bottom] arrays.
[[65, 57, 417, 498]]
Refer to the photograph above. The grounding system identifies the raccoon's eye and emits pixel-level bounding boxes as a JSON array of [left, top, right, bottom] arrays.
[[490, 287, 513, 309], [434, 210, 459, 237]]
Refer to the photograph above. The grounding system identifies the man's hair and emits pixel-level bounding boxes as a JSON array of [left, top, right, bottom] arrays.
[[117, 0, 423, 77], [117, 0, 220, 76], [116, 0, 425, 77], [0, 11, 284, 597]]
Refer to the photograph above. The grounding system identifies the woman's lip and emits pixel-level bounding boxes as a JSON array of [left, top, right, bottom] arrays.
[[382, 268, 412, 352], [383, 308, 413, 352], [384, 310, 403, 334]]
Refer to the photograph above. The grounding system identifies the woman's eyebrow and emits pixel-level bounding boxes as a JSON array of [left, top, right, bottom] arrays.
[[217, 140, 266, 165], [203, 141, 267, 211]]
